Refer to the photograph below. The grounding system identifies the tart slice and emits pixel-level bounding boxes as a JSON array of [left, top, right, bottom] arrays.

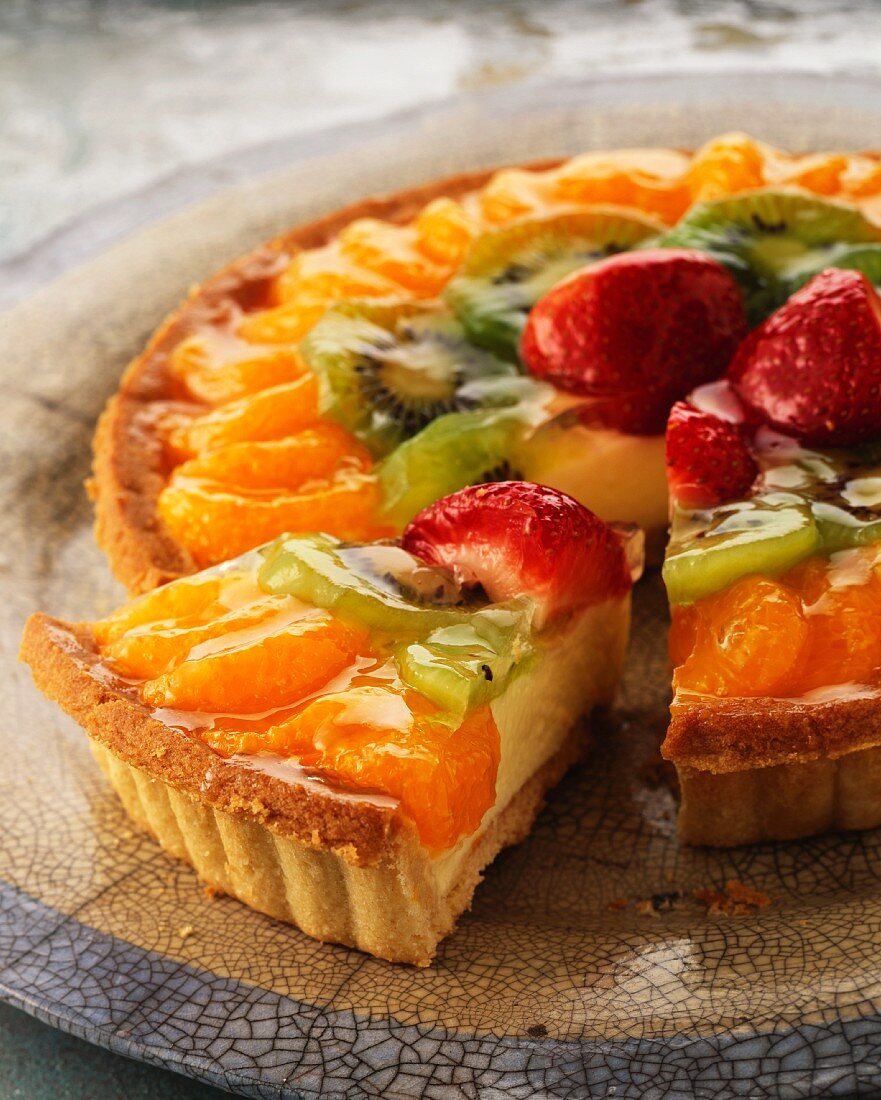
[[21, 483, 640, 964], [662, 269, 881, 846]]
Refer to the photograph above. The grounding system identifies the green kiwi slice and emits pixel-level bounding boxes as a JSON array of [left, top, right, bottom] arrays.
[[377, 403, 541, 528], [810, 456, 881, 552], [663, 493, 822, 606], [444, 208, 662, 360], [299, 300, 520, 456], [258, 533, 473, 635], [395, 602, 534, 718], [761, 447, 881, 553], [660, 191, 881, 323]]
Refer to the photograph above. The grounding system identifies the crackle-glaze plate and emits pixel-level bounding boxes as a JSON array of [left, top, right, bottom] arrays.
[[5, 78, 881, 1100]]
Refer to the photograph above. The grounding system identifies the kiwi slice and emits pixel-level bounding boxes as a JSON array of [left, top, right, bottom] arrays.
[[444, 209, 662, 359], [660, 191, 881, 323], [396, 602, 534, 718], [299, 300, 520, 456], [258, 533, 473, 634], [813, 502, 881, 552], [808, 456, 881, 551], [663, 494, 821, 606], [377, 403, 540, 528], [785, 243, 881, 296], [761, 446, 881, 553]]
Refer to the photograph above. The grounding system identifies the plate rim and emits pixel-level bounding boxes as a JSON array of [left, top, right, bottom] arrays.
[[5, 68, 881, 311]]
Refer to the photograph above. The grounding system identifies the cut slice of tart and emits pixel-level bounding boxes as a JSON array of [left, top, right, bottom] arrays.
[[662, 269, 881, 846], [22, 483, 641, 964], [91, 134, 881, 594]]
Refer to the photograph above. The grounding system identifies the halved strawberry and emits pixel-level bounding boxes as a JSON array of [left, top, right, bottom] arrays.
[[729, 268, 881, 446], [666, 400, 758, 509], [401, 482, 634, 630], [520, 249, 748, 435]]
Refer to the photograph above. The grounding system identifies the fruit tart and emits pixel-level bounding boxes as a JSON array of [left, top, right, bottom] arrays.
[[663, 269, 881, 846], [21, 483, 641, 964], [92, 133, 881, 594]]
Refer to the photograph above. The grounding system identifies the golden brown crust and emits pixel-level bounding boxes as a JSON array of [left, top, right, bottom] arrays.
[[663, 690, 881, 773], [92, 161, 560, 594], [20, 611, 401, 865], [21, 608, 594, 961], [675, 742, 881, 847], [89, 721, 585, 964]]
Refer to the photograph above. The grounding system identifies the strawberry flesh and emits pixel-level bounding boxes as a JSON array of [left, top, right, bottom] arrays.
[[666, 399, 758, 509], [730, 268, 881, 446], [520, 249, 748, 435], [401, 482, 633, 630]]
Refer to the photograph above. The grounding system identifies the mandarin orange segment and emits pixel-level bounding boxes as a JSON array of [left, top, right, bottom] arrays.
[[273, 244, 402, 306], [236, 300, 326, 345], [477, 167, 554, 224], [104, 593, 296, 680], [799, 588, 881, 692], [795, 551, 881, 691], [171, 423, 371, 492], [553, 151, 692, 223], [781, 554, 831, 609], [668, 604, 698, 668], [686, 133, 766, 201], [141, 611, 368, 712], [845, 160, 881, 199], [197, 720, 314, 760], [157, 471, 388, 567], [272, 687, 499, 850], [164, 374, 320, 458], [169, 336, 307, 405], [337, 218, 451, 296], [93, 575, 225, 647], [675, 576, 809, 698], [414, 197, 479, 266], [771, 153, 849, 197]]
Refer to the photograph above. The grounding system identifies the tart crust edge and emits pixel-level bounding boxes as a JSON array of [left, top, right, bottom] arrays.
[[91, 160, 562, 595], [20, 610, 589, 964], [87, 727, 582, 966], [666, 692, 881, 845]]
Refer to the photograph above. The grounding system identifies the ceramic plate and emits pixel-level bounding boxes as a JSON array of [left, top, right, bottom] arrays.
[[4, 76, 881, 1099]]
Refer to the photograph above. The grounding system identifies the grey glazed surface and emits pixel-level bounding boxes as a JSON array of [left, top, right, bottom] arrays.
[[3, 82, 881, 1098]]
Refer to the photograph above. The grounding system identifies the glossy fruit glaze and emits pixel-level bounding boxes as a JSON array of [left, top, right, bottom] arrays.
[[666, 271, 881, 699], [93, 557, 502, 853], [92, 483, 633, 851], [670, 545, 881, 698], [149, 134, 881, 570]]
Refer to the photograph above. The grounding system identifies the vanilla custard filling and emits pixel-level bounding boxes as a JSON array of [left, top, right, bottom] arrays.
[[428, 595, 630, 896], [526, 425, 669, 535]]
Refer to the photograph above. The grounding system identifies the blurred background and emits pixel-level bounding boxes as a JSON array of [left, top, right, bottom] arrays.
[[3, 2, 881, 1097], [4, 0, 881, 304]]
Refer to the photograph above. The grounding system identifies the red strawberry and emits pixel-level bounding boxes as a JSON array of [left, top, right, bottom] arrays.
[[520, 249, 747, 435], [729, 268, 881, 446], [666, 399, 758, 509], [401, 482, 635, 630]]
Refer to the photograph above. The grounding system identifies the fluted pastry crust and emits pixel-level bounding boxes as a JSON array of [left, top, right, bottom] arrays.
[[21, 610, 589, 964], [665, 692, 881, 845], [91, 162, 559, 595]]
